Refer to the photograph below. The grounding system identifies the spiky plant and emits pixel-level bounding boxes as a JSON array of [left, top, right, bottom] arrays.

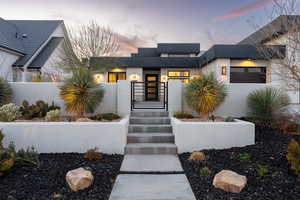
[[0, 77, 12, 106], [59, 67, 104, 118], [185, 73, 227, 119], [247, 87, 290, 126]]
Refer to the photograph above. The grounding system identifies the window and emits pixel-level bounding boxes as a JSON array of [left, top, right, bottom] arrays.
[[230, 67, 266, 83], [108, 72, 126, 83], [168, 71, 190, 83]]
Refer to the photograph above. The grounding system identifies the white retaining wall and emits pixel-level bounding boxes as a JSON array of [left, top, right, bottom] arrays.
[[171, 117, 255, 153], [1, 117, 129, 154], [9, 82, 120, 115]]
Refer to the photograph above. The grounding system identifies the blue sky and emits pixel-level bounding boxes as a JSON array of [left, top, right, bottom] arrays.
[[1, 0, 281, 55]]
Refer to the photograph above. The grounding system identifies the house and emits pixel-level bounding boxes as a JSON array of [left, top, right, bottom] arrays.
[[0, 18, 67, 82]]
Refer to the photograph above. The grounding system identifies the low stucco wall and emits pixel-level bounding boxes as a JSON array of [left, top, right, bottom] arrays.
[[171, 117, 255, 153], [1, 117, 129, 154]]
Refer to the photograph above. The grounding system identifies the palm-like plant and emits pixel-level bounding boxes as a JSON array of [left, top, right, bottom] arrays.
[[0, 77, 12, 106], [59, 67, 104, 118], [247, 87, 290, 126], [185, 73, 227, 118]]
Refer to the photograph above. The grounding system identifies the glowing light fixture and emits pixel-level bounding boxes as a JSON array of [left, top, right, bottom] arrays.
[[292, 65, 299, 74], [221, 66, 227, 76], [129, 74, 139, 81], [161, 75, 168, 82], [94, 74, 104, 83]]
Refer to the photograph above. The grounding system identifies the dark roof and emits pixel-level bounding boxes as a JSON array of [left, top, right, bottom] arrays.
[[4, 20, 63, 67], [157, 43, 200, 54], [137, 48, 158, 57], [0, 18, 24, 54], [199, 44, 285, 67], [28, 37, 63, 69], [239, 15, 300, 44]]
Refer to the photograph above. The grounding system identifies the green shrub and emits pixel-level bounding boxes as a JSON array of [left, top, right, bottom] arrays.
[[0, 130, 15, 176], [225, 116, 235, 122], [45, 109, 60, 122], [199, 167, 212, 176], [185, 73, 227, 119], [15, 147, 39, 166], [286, 138, 300, 178], [89, 113, 120, 121], [60, 67, 104, 118], [0, 103, 20, 122], [173, 111, 194, 119], [20, 100, 57, 119], [247, 87, 290, 126], [256, 164, 270, 176], [238, 153, 252, 161], [0, 77, 12, 106], [48, 101, 60, 111]]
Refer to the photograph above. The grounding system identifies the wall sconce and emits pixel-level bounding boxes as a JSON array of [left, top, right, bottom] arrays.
[[94, 74, 104, 83], [221, 66, 227, 76], [161, 75, 168, 82], [130, 74, 139, 81], [191, 75, 201, 80], [292, 65, 299, 74]]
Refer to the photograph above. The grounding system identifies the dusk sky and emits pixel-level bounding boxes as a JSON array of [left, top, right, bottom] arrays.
[[1, 0, 282, 56]]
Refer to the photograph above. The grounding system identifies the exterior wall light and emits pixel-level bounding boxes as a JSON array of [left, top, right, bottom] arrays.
[[161, 75, 168, 82], [221, 66, 227, 76], [130, 74, 139, 81], [292, 65, 299, 74], [94, 74, 104, 83]]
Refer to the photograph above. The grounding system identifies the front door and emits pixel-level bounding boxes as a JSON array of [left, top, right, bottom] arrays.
[[145, 74, 159, 101]]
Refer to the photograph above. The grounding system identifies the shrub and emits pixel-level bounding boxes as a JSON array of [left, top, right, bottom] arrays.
[[60, 67, 104, 118], [173, 111, 194, 119], [225, 116, 235, 122], [199, 167, 212, 176], [15, 146, 39, 166], [45, 109, 60, 122], [185, 73, 227, 119], [286, 138, 300, 178], [0, 103, 20, 122], [0, 77, 12, 106], [0, 130, 15, 176], [20, 100, 54, 120], [48, 101, 60, 111], [84, 147, 102, 161], [238, 153, 252, 161], [89, 113, 121, 121], [247, 87, 290, 126], [188, 152, 206, 162], [256, 164, 270, 176]]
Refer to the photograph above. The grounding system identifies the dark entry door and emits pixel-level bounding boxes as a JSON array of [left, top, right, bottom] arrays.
[[145, 74, 159, 101]]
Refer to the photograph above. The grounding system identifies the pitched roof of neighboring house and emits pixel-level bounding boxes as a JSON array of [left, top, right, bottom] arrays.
[[28, 37, 64, 69], [239, 15, 300, 44], [198, 44, 285, 67], [0, 19, 64, 68]]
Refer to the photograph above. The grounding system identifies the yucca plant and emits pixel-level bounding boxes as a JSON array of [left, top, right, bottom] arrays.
[[185, 73, 227, 119], [59, 67, 104, 118], [247, 87, 290, 126], [0, 77, 12, 106]]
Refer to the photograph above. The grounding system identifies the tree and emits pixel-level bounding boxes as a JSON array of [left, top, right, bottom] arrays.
[[246, 0, 300, 97]]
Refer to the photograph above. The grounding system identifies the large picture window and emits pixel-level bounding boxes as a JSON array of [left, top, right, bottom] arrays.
[[230, 67, 266, 83], [167, 71, 190, 83], [108, 72, 126, 83]]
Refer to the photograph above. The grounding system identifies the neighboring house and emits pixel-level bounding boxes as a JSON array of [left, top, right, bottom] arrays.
[[0, 18, 66, 82], [90, 15, 299, 102]]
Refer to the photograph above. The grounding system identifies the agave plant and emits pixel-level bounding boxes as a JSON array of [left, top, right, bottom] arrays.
[[0, 77, 12, 106], [59, 67, 104, 118], [247, 87, 290, 126], [185, 73, 227, 119]]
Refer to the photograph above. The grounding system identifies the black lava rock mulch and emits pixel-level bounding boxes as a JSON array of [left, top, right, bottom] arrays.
[[179, 126, 300, 200], [0, 153, 123, 200]]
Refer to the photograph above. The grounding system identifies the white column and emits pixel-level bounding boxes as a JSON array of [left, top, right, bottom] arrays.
[[168, 80, 182, 114], [117, 80, 131, 117]]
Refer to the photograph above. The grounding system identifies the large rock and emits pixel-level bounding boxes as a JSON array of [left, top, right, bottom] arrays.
[[66, 167, 94, 191], [213, 170, 247, 193]]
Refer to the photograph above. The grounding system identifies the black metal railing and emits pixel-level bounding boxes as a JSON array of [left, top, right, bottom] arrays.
[[131, 81, 168, 110]]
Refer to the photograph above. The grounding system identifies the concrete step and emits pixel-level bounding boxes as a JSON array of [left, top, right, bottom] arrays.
[[128, 124, 172, 133], [127, 133, 174, 143], [125, 143, 177, 154], [120, 155, 183, 172], [131, 111, 169, 117], [130, 117, 170, 125]]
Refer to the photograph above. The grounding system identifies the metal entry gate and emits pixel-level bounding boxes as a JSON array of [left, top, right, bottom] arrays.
[[131, 82, 168, 110]]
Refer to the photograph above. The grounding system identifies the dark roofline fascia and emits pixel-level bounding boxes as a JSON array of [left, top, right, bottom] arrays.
[[0, 45, 25, 56]]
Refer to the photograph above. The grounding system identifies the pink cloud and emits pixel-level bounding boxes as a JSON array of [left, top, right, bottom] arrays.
[[215, 0, 274, 21]]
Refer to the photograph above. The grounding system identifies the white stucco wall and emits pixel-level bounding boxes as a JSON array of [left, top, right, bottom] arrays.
[[201, 59, 230, 83], [9, 82, 118, 114], [171, 117, 255, 153], [1, 117, 129, 154], [0, 49, 20, 81], [117, 80, 131, 117], [126, 67, 143, 81], [168, 80, 182, 114]]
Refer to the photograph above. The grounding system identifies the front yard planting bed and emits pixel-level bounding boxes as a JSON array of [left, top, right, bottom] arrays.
[[0, 153, 123, 200], [179, 126, 300, 200]]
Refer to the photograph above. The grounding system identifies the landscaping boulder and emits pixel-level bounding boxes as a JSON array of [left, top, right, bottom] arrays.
[[66, 167, 94, 191], [188, 151, 206, 161], [213, 170, 247, 193]]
